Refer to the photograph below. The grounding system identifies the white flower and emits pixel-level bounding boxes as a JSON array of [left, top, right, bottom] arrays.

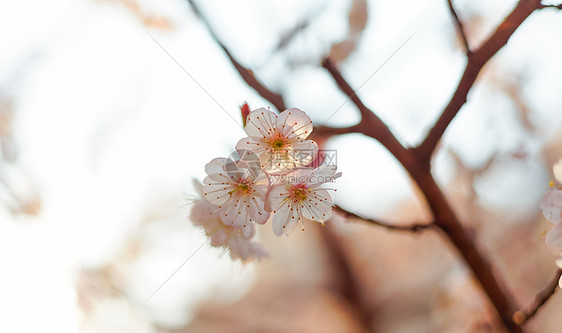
[[236, 108, 318, 173], [202, 152, 270, 227], [191, 179, 267, 261], [267, 166, 341, 236], [540, 159, 562, 224]]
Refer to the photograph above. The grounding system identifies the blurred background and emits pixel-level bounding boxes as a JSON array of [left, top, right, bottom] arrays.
[[0, 0, 561, 332]]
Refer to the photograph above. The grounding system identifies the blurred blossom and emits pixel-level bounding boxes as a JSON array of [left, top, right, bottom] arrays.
[[191, 179, 267, 261]]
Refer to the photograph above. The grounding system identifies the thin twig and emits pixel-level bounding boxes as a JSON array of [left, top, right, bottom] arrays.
[[446, 0, 470, 54], [416, 0, 544, 162], [321, 58, 372, 120], [513, 268, 562, 325], [186, 0, 286, 112], [539, 3, 562, 9], [334, 205, 433, 233]]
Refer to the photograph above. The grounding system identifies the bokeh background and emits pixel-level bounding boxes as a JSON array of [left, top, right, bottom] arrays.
[[1, 0, 561, 332]]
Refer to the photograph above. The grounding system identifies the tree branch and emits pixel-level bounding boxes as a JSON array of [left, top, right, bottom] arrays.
[[416, 0, 543, 162], [186, 0, 286, 112], [322, 42, 525, 333], [333, 205, 432, 233], [321, 56, 419, 170], [447, 0, 471, 54], [539, 3, 562, 9], [321, 58, 372, 120], [193, 0, 550, 331], [513, 268, 562, 325]]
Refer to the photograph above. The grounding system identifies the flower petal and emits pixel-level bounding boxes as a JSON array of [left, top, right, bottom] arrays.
[[302, 189, 333, 222], [248, 194, 270, 224], [540, 189, 562, 224], [202, 176, 233, 205], [268, 184, 291, 211], [235, 137, 267, 158], [204, 158, 231, 182], [307, 165, 339, 187], [272, 204, 291, 236], [244, 108, 278, 138], [546, 223, 562, 252], [277, 108, 313, 140], [289, 139, 318, 168]]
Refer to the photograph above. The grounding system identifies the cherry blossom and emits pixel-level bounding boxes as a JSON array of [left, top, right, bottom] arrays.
[[191, 179, 267, 261], [236, 107, 318, 173], [202, 151, 270, 227], [267, 166, 341, 236]]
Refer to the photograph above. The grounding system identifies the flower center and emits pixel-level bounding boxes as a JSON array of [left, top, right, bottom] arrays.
[[291, 187, 308, 202], [228, 184, 251, 196], [272, 139, 285, 149]]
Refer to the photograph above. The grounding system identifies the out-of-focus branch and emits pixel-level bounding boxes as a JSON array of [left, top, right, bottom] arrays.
[[319, 223, 373, 330], [334, 205, 432, 233], [321, 58, 372, 121], [321, 57, 417, 170], [416, 0, 544, 162], [446, 0, 470, 54], [186, 0, 286, 112], [513, 268, 562, 325], [322, 56, 523, 331], [539, 3, 562, 9]]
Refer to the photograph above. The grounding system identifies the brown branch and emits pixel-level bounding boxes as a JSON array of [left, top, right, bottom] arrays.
[[321, 57, 419, 170], [195, 0, 549, 331], [322, 43, 526, 333], [447, 0, 470, 54], [186, 0, 286, 112], [416, 0, 544, 162], [513, 268, 562, 325], [539, 3, 562, 9], [321, 58, 372, 120], [334, 205, 432, 233]]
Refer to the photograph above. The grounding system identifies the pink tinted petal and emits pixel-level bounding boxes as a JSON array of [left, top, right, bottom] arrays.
[[277, 108, 313, 139], [244, 108, 278, 138], [289, 140, 318, 168], [190, 199, 217, 225], [248, 195, 270, 224], [307, 165, 339, 187], [235, 137, 267, 157], [268, 184, 291, 211], [302, 189, 333, 222], [546, 223, 562, 252], [284, 212, 299, 234], [272, 205, 291, 236], [540, 189, 562, 223], [202, 176, 232, 205], [211, 229, 228, 247], [249, 243, 268, 259], [204, 158, 231, 182], [241, 223, 255, 239]]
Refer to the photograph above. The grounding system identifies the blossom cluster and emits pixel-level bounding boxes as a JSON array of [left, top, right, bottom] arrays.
[[190, 107, 340, 261], [539, 159, 562, 287]]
